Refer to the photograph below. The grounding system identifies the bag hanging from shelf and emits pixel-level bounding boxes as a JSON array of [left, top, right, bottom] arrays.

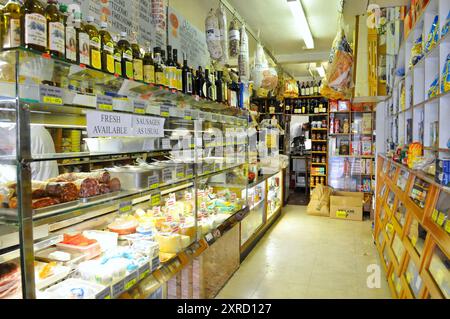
[[442, 10, 450, 38], [320, 13, 354, 100], [238, 25, 250, 81], [216, 5, 229, 66], [205, 8, 223, 62], [424, 15, 439, 53], [441, 54, 450, 94]]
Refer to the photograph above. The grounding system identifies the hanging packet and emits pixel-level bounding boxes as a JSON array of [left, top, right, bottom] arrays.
[[424, 15, 439, 53], [442, 10, 450, 37], [410, 35, 423, 68], [441, 54, 450, 93], [216, 5, 229, 66], [205, 8, 223, 61], [238, 25, 249, 81], [228, 19, 240, 58], [427, 75, 439, 99]]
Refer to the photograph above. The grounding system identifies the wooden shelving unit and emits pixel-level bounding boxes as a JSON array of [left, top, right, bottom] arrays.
[[376, 155, 449, 299]]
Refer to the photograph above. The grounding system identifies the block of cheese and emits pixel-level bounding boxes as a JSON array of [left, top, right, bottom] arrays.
[[156, 234, 182, 254]]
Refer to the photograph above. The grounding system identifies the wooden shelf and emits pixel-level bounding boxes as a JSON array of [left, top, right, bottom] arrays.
[[311, 128, 328, 131]]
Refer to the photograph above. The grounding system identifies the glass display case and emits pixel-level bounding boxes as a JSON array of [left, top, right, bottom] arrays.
[[390, 270, 403, 297], [406, 216, 428, 258], [397, 169, 410, 191], [391, 233, 405, 263], [426, 244, 449, 299], [388, 164, 398, 181], [0, 48, 262, 299], [394, 200, 407, 229], [404, 258, 424, 298], [266, 172, 282, 220], [385, 219, 394, 241], [409, 177, 430, 209], [387, 191, 396, 211], [432, 190, 450, 233], [240, 180, 266, 246]]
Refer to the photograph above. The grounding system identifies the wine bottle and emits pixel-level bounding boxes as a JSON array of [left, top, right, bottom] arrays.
[[2, 0, 22, 49], [84, 16, 101, 70], [160, 49, 168, 87], [196, 67, 205, 98], [181, 53, 192, 94], [203, 68, 212, 100], [216, 70, 223, 102], [99, 22, 115, 74], [143, 42, 155, 84], [301, 82, 306, 96], [117, 31, 133, 79], [154, 47, 164, 86], [173, 48, 182, 91], [166, 45, 176, 89], [131, 32, 143, 81], [22, 0, 47, 52], [302, 100, 306, 114]]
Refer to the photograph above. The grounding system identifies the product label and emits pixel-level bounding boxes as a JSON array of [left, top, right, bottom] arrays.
[[144, 65, 155, 84], [114, 52, 122, 74], [103, 42, 114, 53], [90, 38, 100, 49], [90, 37, 101, 69], [49, 22, 65, 54], [186, 72, 193, 93], [134, 59, 144, 81], [78, 32, 90, 65], [148, 175, 159, 189], [123, 51, 133, 61], [156, 71, 164, 86], [151, 193, 161, 206], [25, 14, 47, 47], [106, 54, 115, 74], [3, 18, 21, 48], [65, 26, 77, 61], [229, 29, 240, 42], [437, 213, 446, 226]]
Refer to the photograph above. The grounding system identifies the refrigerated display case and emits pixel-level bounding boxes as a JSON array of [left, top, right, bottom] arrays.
[[267, 172, 282, 220]]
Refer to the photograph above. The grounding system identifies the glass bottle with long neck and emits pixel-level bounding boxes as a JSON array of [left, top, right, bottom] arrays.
[[181, 53, 192, 95], [131, 32, 143, 81], [165, 46, 176, 89], [154, 47, 164, 86], [99, 22, 114, 74], [210, 71, 217, 101], [64, 6, 77, 62], [143, 42, 155, 84], [173, 48, 182, 91], [117, 31, 133, 79], [196, 68, 205, 97], [45, 0, 65, 58], [191, 68, 197, 95], [1, 0, 22, 49], [203, 68, 212, 100], [75, 12, 89, 65], [216, 71, 223, 103], [112, 34, 122, 75], [22, 0, 47, 52], [84, 16, 101, 70], [161, 49, 169, 87]]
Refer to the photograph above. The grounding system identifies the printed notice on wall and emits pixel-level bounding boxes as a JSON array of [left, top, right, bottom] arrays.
[[133, 115, 165, 137], [87, 110, 133, 137]]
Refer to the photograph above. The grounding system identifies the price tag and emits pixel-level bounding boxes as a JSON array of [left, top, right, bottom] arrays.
[[160, 105, 170, 117], [148, 175, 160, 189], [40, 85, 63, 105], [138, 263, 151, 281], [199, 112, 205, 120], [336, 210, 348, 218], [97, 95, 114, 111], [124, 271, 138, 291], [119, 201, 132, 214], [185, 168, 194, 179], [204, 112, 212, 122], [176, 166, 185, 179], [95, 287, 112, 299], [205, 233, 215, 245], [161, 138, 171, 150], [162, 168, 172, 183], [432, 209, 439, 222], [133, 100, 147, 114], [386, 223, 394, 234], [147, 105, 160, 116], [184, 110, 192, 120], [151, 256, 160, 272], [151, 193, 161, 206], [170, 107, 184, 118], [112, 279, 125, 297], [445, 220, 450, 234], [437, 213, 446, 226], [212, 114, 219, 122]]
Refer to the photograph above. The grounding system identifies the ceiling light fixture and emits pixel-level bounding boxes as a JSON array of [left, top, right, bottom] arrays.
[[286, 0, 314, 49], [317, 65, 326, 78]]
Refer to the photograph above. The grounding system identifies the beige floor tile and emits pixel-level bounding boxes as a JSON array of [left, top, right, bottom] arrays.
[[252, 279, 309, 299]]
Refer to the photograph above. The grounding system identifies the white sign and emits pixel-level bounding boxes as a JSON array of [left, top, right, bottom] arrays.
[[87, 110, 133, 137], [133, 115, 165, 138]]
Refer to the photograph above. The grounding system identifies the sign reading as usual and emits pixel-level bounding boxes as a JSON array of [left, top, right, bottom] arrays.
[[87, 110, 133, 137], [133, 115, 165, 138]]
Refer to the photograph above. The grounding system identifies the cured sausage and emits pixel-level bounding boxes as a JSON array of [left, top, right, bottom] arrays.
[[108, 178, 121, 192], [32, 197, 60, 209], [73, 178, 100, 198], [56, 171, 110, 184], [45, 182, 78, 203], [98, 183, 110, 195]]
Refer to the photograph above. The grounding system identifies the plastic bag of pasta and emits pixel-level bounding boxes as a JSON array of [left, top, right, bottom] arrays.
[[410, 35, 424, 68], [442, 10, 450, 37], [216, 5, 229, 66], [441, 54, 450, 93], [238, 25, 250, 81], [424, 15, 439, 53]]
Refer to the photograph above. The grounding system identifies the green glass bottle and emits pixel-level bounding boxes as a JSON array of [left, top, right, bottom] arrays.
[[131, 31, 143, 81], [143, 41, 155, 84], [117, 31, 133, 79], [22, 0, 47, 52], [113, 33, 122, 76], [84, 16, 101, 70], [1, 0, 22, 49], [75, 12, 89, 65], [45, 0, 65, 58], [99, 21, 115, 74]]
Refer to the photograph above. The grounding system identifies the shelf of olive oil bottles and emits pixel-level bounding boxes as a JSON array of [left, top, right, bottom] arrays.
[[0, 0, 243, 108], [284, 97, 329, 116]]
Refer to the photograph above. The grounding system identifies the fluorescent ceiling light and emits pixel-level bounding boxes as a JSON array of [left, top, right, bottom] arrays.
[[317, 65, 326, 77], [287, 0, 314, 49]]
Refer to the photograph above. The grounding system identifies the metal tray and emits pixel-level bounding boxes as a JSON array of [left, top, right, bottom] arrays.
[[33, 200, 81, 216], [80, 191, 121, 204]]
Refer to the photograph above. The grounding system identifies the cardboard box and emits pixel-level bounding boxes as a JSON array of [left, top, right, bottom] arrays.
[[330, 191, 364, 221]]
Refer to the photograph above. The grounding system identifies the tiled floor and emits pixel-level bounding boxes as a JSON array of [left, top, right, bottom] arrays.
[[216, 205, 392, 299]]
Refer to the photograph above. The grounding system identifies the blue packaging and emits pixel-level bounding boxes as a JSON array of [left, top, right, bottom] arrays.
[[437, 158, 450, 174], [443, 10, 450, 37]]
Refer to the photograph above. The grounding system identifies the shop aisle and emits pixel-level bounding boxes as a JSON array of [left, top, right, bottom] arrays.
[[216, 206, 391, 299]]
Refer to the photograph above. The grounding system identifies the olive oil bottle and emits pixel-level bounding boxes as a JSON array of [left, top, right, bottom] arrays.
[[99, 22, 114, 74], [112, 34, 122, 75], [45, 0, 65, 58], [22, 0, 47, 52], [84, 16, 101, 70], [1, 0, 22, 49], [143, 42, 155, 84], [117, 32, 133, 79], [131, 32, 143, 81], [154, 47, 164, 86], [64, 6, 76, 62], [75, 12, 89, 65]]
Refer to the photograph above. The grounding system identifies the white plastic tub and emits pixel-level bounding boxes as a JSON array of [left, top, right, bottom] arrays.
[[44, 278, 106, 299], [82, 230, 118, 252]]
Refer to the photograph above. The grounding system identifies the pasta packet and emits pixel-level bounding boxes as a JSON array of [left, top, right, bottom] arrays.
[[441, 54, 450, 93], [427, 75, 439, 99], [442, 10, 450, 37], [424, 15, 439, 53], [410, 35, 423, 68]]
